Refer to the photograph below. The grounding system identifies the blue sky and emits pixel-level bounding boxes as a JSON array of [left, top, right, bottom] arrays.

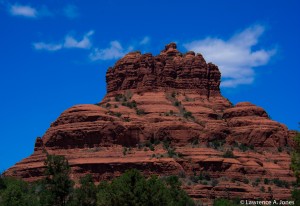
[[0, 0, 299, 171]]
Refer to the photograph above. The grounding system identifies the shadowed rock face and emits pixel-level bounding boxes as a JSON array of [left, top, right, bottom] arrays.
[[5, 43, 296, 203]]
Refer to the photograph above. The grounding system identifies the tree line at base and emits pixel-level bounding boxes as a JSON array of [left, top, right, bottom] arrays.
[[0, 154, 195, 206]]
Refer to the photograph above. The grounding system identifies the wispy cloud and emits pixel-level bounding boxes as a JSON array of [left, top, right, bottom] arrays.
[[9, 4, 37, 18], [89, 41, 133, 61], [64, 30, 94, 49], [139, 36, 150, 45], [33, 42, 62, 51], [33, 30, 94, 51], [6, 2, 79, 19], [183, 25, 276, 87], [63, 4, 79, 19]]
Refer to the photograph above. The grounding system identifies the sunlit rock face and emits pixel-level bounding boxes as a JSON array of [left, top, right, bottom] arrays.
[[5, 43, 295, 203]]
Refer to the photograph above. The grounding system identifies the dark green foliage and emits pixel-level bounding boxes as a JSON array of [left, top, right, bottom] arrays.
[[272, 178, 289, 188], [190, 172, 211, 184], [141, 139, 155, 150], [105, 103, 111, 108], [0, 177, 39, 206], [239, 143, 249, 152], [0, 159, 195, 206], [122, 100, 137, 109], [209, 139, 225, 149], [171, 91, 176, 98], [114, 94, 124, 102], [264, 178, 269, 184], [115, 112, 122, 117], [163, 139, 171, 149], [70, 175, 97, 206], [136, 109, 145, 115], [0, 174, 6, 191], [150, 136, 160, 145], [189, 137, 199, 146], [184, 96, 194, 102], [108, 111, 122, 117], [97, 170, 194, 206], [174, 101, 181, 107], [199, 172, 211, 181], [260, 186, 265, 192], [291, 131, 300, 185], [183, 111, 194, 119], [165, 147, 183, 158], [43, 155, 74, 206], [167, 147, 177, 158], [168, 148, 176, 157], [123, 147, 128, 156], [292, 189, 300, 206], [223, 150, 235, 158], [243, 178, 249, 184], [144, 140, 151, 147], [189, 175, 198, 183], [213, 198, 239, 206], [232, 141, 254, 151], [278, 147, 283, 152], [149, 144, 155, 151]]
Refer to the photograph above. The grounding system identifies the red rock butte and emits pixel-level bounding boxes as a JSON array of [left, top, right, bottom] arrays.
[[5, 43, 296, 203]]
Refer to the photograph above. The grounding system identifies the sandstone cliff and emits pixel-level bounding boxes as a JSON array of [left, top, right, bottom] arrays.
[[5, 43, 296, 204]]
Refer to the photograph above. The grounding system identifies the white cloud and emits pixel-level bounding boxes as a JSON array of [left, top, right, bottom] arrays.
[[64, 30, 94, 49], [89, 41, 132, 61], [183, 25, 276, 87], [139, 36, 150, 45], [33, 30, 94, 51], [9, 4, 37, 18], [63, 4, 79, 19], [33, 42, 62, 51], [7, 3, 79, 19]]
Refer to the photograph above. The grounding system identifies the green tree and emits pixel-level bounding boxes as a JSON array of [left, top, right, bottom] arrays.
[[291, 132, 300, 185], [291, 126, 300, 204], [292, 188, 300, 206], [164, 175, 194, 206], [43, 155, 74, 206], [97, 169, 194, 206], [0, 177, 39, 206], [0, 173, 6, 191], [213, 198, 239, 206], [71, 174, 97, 206]]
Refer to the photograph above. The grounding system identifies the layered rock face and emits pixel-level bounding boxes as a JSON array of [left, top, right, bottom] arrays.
[[106, 43, 221, 98], [5, 43, 295, 204]]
